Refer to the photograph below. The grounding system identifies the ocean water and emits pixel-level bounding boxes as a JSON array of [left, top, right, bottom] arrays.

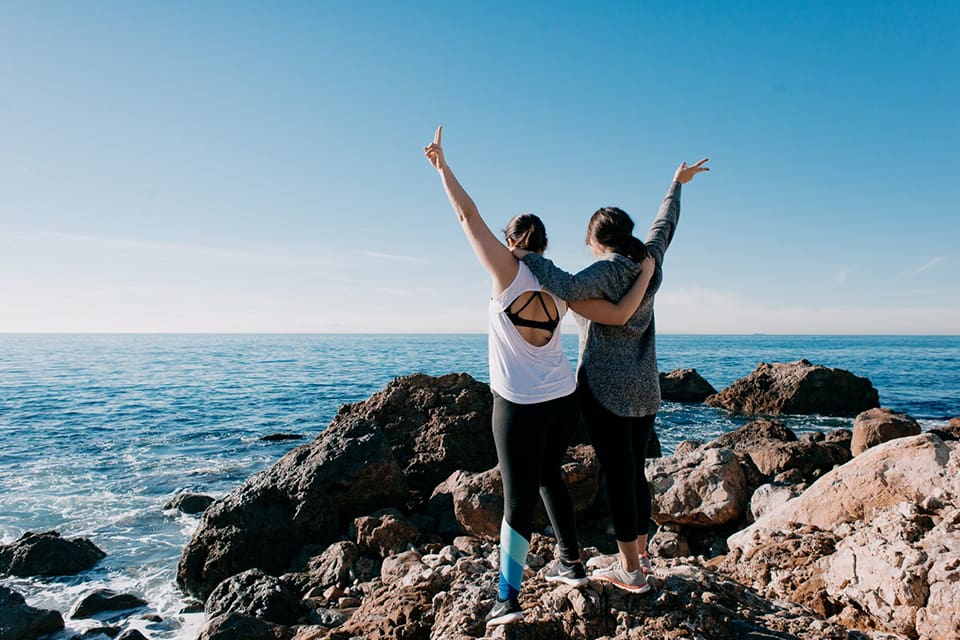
[[1, 333, 958, 638]]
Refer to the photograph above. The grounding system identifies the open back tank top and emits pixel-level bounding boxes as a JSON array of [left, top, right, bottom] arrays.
[[488, 261, 576, 404]]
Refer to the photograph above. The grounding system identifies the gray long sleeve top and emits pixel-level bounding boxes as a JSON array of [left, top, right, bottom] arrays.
[[522, 181, 682, 417]]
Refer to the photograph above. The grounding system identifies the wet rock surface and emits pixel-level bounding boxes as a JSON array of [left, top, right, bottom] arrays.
[[706, 359, 880, 416], [163, 493, 215, 515], [0, 585, 64, 640], [0, 530, 106, 577], [70, 589, 148, 618], [659, 367, 717, 402]]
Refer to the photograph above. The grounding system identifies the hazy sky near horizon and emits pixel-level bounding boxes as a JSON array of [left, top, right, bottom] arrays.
[[1, 1, 958, 334]]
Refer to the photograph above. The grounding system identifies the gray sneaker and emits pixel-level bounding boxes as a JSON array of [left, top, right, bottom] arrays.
[[544, 559, 588, 587], [591, 560, 651, 593]]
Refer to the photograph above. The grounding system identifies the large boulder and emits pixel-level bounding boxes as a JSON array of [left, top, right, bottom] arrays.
[[647, 446, 748, 527], [205, 569, 305, 625], [706, 359, 879, 416], [727, 434, 960, 639], [177, 415, 407, 599], [730, 434, 959, 551], [0, 585, 64, 640], [331, 372, 496, 494], [659, 368, 717, 403], [0, 530, 106, 577], [851, 407, 921, 455]]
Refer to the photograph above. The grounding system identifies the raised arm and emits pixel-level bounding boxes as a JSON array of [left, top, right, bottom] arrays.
[[424, 125, 516, 292], [569, 254, 656, 325], [645, 159, 709, 265]]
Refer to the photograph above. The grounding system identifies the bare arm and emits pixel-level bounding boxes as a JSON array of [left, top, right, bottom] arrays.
[[569, 254, 656, 325], [424, 125, 516, 293]]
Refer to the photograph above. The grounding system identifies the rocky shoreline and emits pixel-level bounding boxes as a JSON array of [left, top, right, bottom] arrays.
[[3, 360, 958, 640]]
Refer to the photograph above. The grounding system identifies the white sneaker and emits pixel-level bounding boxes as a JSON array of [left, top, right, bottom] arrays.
[[591, 559, 651, 593]]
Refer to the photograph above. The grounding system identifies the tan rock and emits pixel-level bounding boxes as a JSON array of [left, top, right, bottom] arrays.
[[729, 434, 959, 555], [647, 446, 748, 527], [852, 408, 921, 456]]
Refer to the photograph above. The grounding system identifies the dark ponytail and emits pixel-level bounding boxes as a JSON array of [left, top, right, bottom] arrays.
[[586, 207, 648, 263], [504, 213, 548, 253]]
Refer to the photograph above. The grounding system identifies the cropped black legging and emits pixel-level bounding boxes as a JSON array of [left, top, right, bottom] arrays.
[[578, 373, 655, 542], [491, 390, 581, 563]]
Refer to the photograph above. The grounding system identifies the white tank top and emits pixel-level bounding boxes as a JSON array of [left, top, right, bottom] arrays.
[[488, 262, 577, 404]]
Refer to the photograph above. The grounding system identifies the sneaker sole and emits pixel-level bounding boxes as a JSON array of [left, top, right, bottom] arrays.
[[485, 611, 524, 626], [545, 574, 589, 587], [592, 574, 652, 593]]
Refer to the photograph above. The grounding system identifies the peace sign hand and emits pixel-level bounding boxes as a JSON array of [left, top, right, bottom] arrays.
[[424, 125, 446, 171], [673, 158, 710, 184]]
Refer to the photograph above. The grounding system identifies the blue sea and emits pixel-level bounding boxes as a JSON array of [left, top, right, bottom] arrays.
[[1, 334, 958, 638]]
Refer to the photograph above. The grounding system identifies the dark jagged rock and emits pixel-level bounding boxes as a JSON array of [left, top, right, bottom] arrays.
[[116, 630, 149, 640], [332, 372, 496, 493], [0, 585, 64, 640], [659, 368, 718, 402], [205, 569, 306, 625], [0, 530, 106, 577], [197, 612, 294, 640], [706, 359, 879, 416], [177, 415, 406, 600], [715, 418, 798, 450], [852, 407, 921, 455], [70, 589, 148, 618], [260, 433, 305, 442], [929, 417, 960, 442], [67, 626, 122, 639], [163, 493, 215, 515]]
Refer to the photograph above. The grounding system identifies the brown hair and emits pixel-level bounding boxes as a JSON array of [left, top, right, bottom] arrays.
[[504, 213, 548, 253], [586, 207, 648, 263]]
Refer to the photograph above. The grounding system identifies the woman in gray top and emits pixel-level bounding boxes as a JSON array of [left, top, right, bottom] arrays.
[[512, 159, 709, 592]]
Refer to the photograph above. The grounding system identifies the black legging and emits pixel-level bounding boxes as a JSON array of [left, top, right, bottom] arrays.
[[492, 390, 581, 563], [578, 372, 654, 542]]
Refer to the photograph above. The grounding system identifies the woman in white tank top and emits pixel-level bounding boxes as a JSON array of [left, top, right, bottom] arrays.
[[424, 126, 655, 627]]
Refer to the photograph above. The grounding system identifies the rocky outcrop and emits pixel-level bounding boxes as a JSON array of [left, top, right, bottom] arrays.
[[659, 368, 717, 402], [647, 446, 748, 527], [164, 493, 215, 515], [331, 373, 496, 495], [177, 415, 407, 599], [726, 434, 960, 639], [706, 359, 879, 416], [0, 530, 106, 577], [852, 407, 921, 455], [0, 585, 64, 640], [70, 589, 148, 618], [178, 370, 949, 640]]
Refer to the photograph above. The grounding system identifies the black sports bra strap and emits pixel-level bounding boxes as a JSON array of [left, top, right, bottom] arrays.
[[534, 291, 557, 323], [505, 290, 560, 333]]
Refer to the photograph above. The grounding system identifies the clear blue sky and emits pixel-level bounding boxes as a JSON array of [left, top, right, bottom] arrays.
[[1, 1, 957, 333]]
